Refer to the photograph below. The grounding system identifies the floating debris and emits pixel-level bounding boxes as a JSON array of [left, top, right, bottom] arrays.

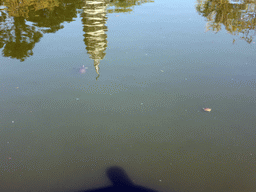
[[160, 70, 164, 72], [203, 108, 211, 112], [12, 121, 14, 123], [76, 98, 79, 101]]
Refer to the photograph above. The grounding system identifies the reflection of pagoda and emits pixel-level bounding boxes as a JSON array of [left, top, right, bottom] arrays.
[[81, 0, 109, 80]]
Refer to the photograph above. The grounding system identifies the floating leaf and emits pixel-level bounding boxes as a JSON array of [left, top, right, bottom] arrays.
[[203, 108, 211, 112]]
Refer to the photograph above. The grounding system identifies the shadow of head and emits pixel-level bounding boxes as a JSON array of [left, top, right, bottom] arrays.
[[80, 166, 159, 192], [106, 166, 134, 187]]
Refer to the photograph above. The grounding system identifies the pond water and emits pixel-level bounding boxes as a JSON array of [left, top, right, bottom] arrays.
[[0, 0, 256, 192]]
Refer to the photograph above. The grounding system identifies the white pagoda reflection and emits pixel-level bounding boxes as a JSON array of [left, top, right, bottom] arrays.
[[81, 0, 109, 80]]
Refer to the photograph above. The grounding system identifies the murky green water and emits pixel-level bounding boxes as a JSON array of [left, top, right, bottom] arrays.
[[0, 0, 256, 192]]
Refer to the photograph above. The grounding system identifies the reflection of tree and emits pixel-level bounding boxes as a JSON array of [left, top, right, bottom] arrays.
[[0, 0, 83, 61], [0, 5, 7, 49], [27, 0, 84, 33], [81, 0, 109, 80], [0, 12, 42, 61], [3, 17, 42, 61], [196, 0, 256, 43], [108, 0, 154, 13]]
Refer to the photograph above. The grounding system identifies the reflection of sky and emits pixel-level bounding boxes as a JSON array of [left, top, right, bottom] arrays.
[[228, 0, 244, 4], [0, 5, 6, 11]]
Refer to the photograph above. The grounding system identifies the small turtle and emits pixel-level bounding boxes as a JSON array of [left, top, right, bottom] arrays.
[[78, 65, 88, 74]]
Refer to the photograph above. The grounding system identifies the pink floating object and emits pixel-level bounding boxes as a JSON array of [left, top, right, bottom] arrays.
[[79, 65, 88, 74], [203, 108, 212, 112]]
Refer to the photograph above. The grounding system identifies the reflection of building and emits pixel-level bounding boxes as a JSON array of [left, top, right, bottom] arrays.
[[81, 0, 109, 80]]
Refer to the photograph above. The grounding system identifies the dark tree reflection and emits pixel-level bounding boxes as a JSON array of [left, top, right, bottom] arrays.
[[0, 0, 83, 61], [0, 15, 42, 61], [196, 0, 256, 44]]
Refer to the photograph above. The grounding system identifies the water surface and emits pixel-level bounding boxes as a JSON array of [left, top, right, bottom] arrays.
[[0, 0, 256, 192]]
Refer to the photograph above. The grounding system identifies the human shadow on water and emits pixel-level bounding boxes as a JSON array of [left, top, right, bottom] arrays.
[[77, 166, 170, 192]]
